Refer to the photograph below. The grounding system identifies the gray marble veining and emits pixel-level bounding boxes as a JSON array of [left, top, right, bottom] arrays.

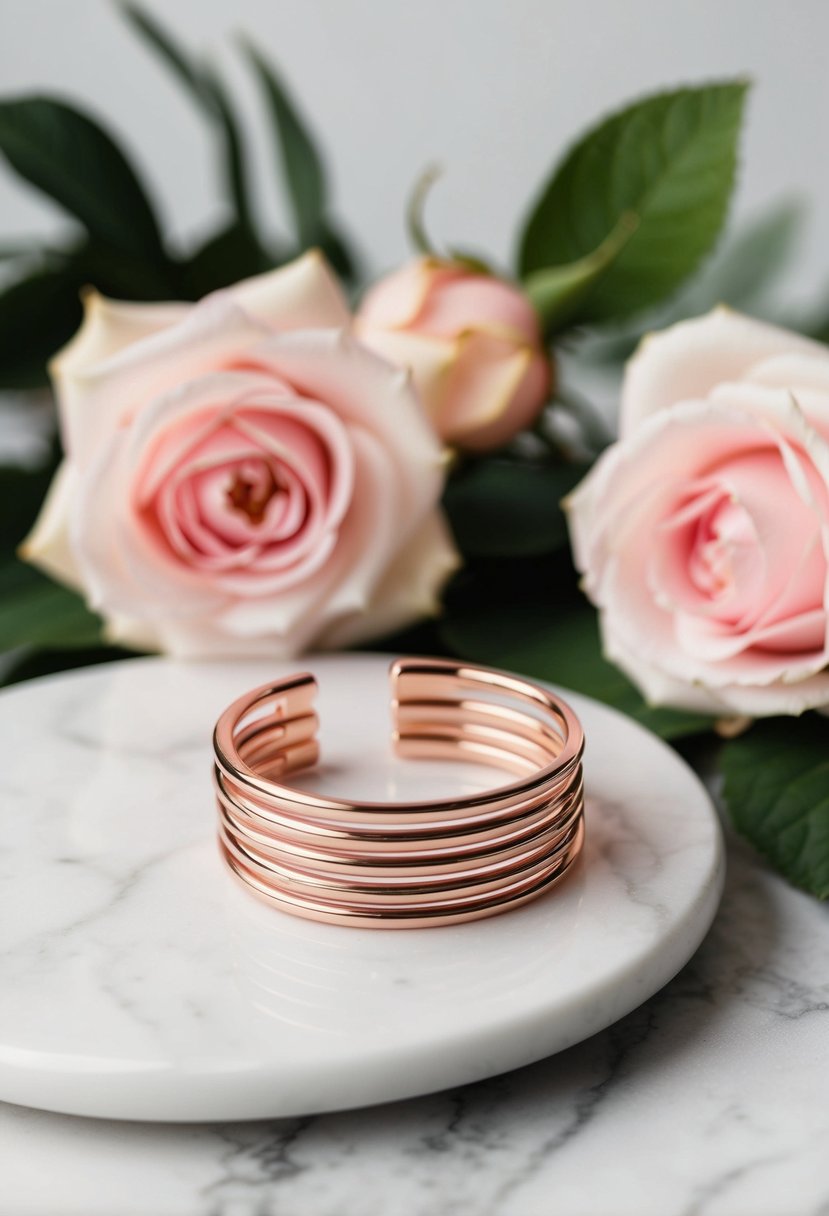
[[0, 655, 825, 1214], [2, 834, 827, 1216]]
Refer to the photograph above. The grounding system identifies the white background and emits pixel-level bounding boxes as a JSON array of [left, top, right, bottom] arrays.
[[0, 0, 827, 307]]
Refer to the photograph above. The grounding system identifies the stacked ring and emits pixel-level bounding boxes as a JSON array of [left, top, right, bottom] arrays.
[[213, 657, 585, 928]]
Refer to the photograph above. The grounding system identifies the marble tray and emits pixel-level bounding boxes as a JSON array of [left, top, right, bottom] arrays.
[[0, 653, 723, 1122]]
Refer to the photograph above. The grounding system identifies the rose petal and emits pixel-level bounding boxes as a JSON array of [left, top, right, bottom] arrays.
[[416, 275, 542, 343], [570, 389, 829, 597], [649, 481, 766, 623], [320, 508, 460, 648], [452, 345, 549, 452], [71, 427, 229, 618], [676, 605, 827, 663], [189, 458, 307, 549], [569, 392, 829, 692], [101, 612, 164, 653], [652, 447, 826, 636], [435, 334, 531, 442], [218, 425, 402, 644], [127, 372, 355, 535], [19, 460, 85, 592], [129, 371, 289, 503], [603, 617, 829, 716], [620, 307, 824, 437], [124, 373, 357, 594], [741, 355, 829, 444], [246, 330, 444, 519], [234, 403, 353, 534], [61, 296, 273, 467], [352, 326, 456, 422], [357, 259, 454, 330], [231, 249, 350, 330], [51, 292, 187, 445]]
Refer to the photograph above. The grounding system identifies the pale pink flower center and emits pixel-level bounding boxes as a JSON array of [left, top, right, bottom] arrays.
[[132, 395, 354, 587], [688, 494, 758, 601], [224, 459, 282, 526], [650, 447, 827, 645]]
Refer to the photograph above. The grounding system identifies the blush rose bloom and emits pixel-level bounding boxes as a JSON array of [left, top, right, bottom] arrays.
[[355, 257, 550, 451], [22, 252, 459, 658], [567, 307, 829, 716]]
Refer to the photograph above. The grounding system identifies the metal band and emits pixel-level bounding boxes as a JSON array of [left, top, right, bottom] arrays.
[[213, 657, 585, 928]]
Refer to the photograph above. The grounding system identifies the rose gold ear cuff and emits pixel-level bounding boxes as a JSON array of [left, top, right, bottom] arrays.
[[213, 658, 585, 928]]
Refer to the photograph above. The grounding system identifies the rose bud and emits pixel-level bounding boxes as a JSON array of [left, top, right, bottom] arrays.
[[355, 257, 551, 451]]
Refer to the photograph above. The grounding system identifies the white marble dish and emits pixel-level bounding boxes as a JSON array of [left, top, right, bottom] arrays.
[[0, 653, 723, 1122]]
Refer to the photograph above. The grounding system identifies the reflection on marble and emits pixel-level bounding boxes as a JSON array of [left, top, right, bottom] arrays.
[[1, 836, 827, 1216], [0, 655, 721, 1121]]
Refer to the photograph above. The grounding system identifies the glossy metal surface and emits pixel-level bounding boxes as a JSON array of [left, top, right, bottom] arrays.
[[213, 658, 585, 927]]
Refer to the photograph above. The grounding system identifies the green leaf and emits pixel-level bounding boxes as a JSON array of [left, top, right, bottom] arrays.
[[119, 4, 257, 236], [443, 460, 584, 559], [524, 213, 638, 335], [202, 69, 256, 232], [678, 198, 801, 315], [317, 223, 358, 283], [0, 243, 182, 393], [0, 96, 166, 260], [119, 2, 209, 103], [0, 561, 103, 651], [67, 239, 180, 299], [242, 41, 327, 249], [180, 222, 273, 298], [0, 455, 60, 550], [441, 601, 713, 740], [570, 200, 803, 368], [1, 645, 128, 689], [0, 239, 42, 260], [126, 14, 359, 279], [721, 716, 829, 899], [0, 263, 83, 389], [518, 81, 749, 324]]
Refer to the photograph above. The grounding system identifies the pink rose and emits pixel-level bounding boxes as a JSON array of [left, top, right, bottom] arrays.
[[567, 307, 829, 716], [355, 257, 550, 451], [23, 252, 459, 658]]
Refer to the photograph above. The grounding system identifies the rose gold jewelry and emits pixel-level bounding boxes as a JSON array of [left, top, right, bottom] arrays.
[[213, 658, 585, 928]]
